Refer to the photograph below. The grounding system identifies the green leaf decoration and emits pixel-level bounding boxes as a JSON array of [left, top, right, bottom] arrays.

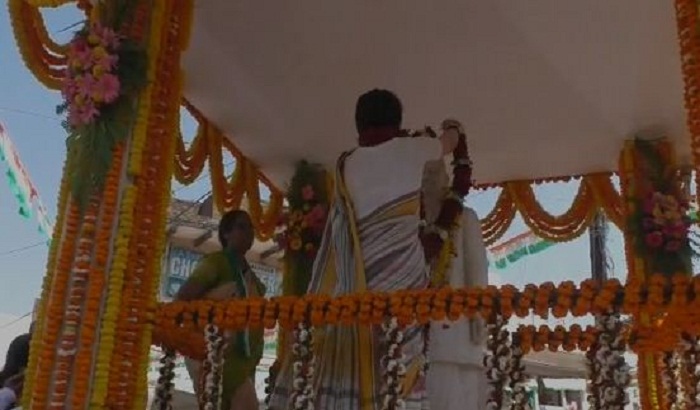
[[58, 7, 148, 211]]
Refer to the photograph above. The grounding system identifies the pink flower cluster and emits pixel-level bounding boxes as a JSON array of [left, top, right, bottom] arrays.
[[642, 192, 690, 253], [275, 184, 328, 258], [62, 23, 122, 128]]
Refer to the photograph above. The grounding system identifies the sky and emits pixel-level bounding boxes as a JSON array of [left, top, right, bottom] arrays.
[[0, 5, 630, 331]]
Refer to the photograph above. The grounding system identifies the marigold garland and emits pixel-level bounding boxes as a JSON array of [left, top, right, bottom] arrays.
[[174, 103, 283, 241], [21, 151, 73, 409], [154, 274, 700, 359], [8, 0, 67, 89], [673, 0, 700, 212], [173, 104, 623, 247]]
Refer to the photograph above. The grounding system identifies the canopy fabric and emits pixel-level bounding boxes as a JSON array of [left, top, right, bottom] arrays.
[[183, 1, 687, 188]]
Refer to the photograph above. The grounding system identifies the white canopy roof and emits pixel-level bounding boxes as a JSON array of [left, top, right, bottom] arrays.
[[183, 0, 688, 187]]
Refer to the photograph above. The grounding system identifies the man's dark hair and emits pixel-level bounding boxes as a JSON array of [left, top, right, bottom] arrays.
[[355, 89, 403, 133], [218, 210, 250, 247]]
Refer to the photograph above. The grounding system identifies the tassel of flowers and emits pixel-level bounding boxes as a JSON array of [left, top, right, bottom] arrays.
[[672, 351, 685, 410], [509, 335, 531, 410], [264, 359, 281, 408], [200, 324, 226, 410], [153, 347, 177, 410], [290, 321, 315, 410], [680, 333, 700, 409], [484, 315, 511, 410], [660, 351, 681, 410], [382, 317, 406, 410], [586, 341, 603, 410], [587, 314, 630, 410]]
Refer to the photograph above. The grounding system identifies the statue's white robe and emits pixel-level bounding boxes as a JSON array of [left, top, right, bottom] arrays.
[[427, 208, 489, 410]]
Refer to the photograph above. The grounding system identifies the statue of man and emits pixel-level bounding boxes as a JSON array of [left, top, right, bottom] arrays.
[[421, 160, 489, 410]]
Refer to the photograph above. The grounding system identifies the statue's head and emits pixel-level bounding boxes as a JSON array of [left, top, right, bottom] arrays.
[[422, 160, 449, 222]]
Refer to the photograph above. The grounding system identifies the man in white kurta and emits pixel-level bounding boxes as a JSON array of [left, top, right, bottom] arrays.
[[422, 160, 489, 410]]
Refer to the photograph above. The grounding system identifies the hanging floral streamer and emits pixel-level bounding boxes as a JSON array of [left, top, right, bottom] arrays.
[[290, 321, 315, 410], [0, 122, 54, 240], [484, 315, 511, 410], [381, 317, 406, 410], [679, 334, 700, 409], [200, 324, 226, 410], [586, 314, 630, 410], [152, 348, 176, 410], [508, 338, 531, 410], [660, 351, 681, 410]]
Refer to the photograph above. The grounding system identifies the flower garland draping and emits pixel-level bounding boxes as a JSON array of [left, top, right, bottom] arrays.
[[172, 102, 623, 247], [673, 0, 700, 208], [174, 102, 283, 241], [485, 172, 624, 245], [8, 0, 68, 89], [175, 103, 624, 245], [418, 123, 472, 274]]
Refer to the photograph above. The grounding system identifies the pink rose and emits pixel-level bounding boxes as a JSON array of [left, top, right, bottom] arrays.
[[642, 197, 656, 214], [665, 240, 681, 252], [302, 185, 315, 201], [644, 231, 664, 249], [642, 218, 656, 230], [304, 204, 328, 233]]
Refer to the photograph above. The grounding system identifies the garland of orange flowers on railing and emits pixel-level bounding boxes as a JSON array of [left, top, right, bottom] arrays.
[[153, 274, 700, 359], [517, 324, 599, 354]]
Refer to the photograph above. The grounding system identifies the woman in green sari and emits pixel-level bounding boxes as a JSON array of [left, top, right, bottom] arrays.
[[176, 210, 265, 410]]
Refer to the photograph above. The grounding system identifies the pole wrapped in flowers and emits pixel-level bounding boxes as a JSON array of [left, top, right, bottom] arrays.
[[20, 1, 194, 409]]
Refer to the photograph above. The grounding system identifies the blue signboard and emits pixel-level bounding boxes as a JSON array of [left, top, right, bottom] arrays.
[[161, 246, 282, 301], [162, 246, 203, 299]]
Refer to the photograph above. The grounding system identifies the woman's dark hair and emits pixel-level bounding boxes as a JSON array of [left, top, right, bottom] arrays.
[[218, 210, 250, 247], [355, 89, 403, 133], [0, 333, 30, 386]]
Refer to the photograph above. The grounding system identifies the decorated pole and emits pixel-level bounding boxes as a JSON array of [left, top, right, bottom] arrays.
[[618, 138, 693, 410], [10, 1, 194, 408]]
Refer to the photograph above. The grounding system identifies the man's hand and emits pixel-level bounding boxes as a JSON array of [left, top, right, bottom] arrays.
[[441, 119, 464, 134]]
